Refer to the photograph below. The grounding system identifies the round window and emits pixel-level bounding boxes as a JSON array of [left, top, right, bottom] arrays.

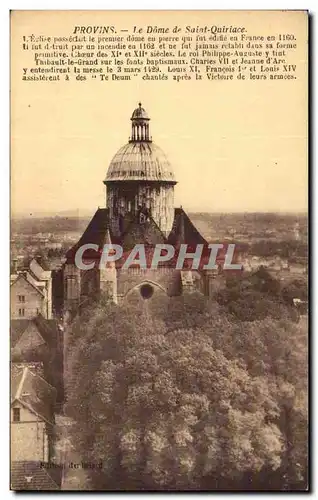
[[140, 283, 154, 299]]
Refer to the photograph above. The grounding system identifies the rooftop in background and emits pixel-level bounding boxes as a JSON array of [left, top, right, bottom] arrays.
[[11, 461, 62, 491]]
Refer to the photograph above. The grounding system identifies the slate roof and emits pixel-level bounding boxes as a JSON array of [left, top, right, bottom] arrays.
[[11, 461, 62, 490], [34, 256, 51, 272], [121, 217, 166, 250], [11, 361, 44, 378], [167, 208, 208, 247], [11, 315, 59, 349], [65, 208, 108, 262], [18, 256, 51, 273], [33, 315, 60, 348], [10, 320, 30, 347], [65, 207, 208, 264], [11, 366, 57, 425], [10, 273, 45, 297]]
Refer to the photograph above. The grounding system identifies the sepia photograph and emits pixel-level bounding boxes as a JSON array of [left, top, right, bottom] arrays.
[[10, 10, 308, 491]]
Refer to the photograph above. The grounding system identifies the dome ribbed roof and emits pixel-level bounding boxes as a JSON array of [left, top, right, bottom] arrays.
[[105, 142, 176, 183], [131, 103, 149, 120]]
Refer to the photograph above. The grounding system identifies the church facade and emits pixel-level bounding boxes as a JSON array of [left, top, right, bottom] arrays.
[[63, 104, 221, 319]]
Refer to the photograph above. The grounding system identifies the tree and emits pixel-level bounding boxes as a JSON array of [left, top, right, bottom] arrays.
[[64, 294, 307, 491], [210, 315, 308, 490], [216, 270, 298, 323], [281, 279, 308, 304]]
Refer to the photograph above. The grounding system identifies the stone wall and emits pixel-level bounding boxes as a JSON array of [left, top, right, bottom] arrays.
[[116, 267, 181, 301], [107, 182, 175, 237]]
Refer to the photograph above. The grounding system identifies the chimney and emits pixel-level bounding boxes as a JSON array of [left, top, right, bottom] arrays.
[[12, 258, 18, 274]]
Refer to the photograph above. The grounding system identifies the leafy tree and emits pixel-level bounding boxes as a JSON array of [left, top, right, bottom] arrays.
[[64, 295, 307, 490], [216, 269, 299, 323], [281, 279, 308, 304]]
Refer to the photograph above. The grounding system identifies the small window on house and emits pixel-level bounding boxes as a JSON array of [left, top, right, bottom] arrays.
[[13, 408, 20, 422], [18, 295, 25, 303], [36, 308, 40, 315], [18, 308, 25, 317]]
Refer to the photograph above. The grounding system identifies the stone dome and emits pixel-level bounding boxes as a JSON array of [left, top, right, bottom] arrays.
[[105, 141, 176, 183]]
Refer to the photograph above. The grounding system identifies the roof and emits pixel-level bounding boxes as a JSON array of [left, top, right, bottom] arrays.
[[33, 256, 51, 272], [10, 320, 31, 347], [11, 461, 62, 490], [121, 216, 166, 250], [65, 208, 209, 265], [29, 257, 51, 279], [23, 269, 46, 289], [11, 315, 59, 349], [105, 142, 176, 183], [10, 273, 45, 297], [168, 208, 208, 247], [17, 255, 51, 273], [131, 102, 149, 120], [11, 366, 57, 425], [11, 362, 44, 378], [65, 208, 108, 262]]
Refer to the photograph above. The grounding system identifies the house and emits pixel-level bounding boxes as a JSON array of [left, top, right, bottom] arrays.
[[11, 315, 61, 361], [11, 367, 57, 462], [11, 315, 64, 403], [10, 257, 53, 319], [11, 361, 44, 378], [11, 273, 46, 319], [11, 461, 62, 490]]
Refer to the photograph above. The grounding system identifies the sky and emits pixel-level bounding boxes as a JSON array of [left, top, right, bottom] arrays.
[[11, 10, 308, 216]]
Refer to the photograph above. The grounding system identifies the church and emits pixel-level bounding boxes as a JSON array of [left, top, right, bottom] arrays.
[[63, 103, 222, 319]]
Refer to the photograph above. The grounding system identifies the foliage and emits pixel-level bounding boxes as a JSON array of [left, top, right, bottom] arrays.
[[65, 293, 307, 491], [281, 279, 308, 304], [216, 268, 299, 323]]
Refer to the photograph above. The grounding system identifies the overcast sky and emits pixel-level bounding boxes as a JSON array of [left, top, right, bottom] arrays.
[[11, 10, 307, 215]]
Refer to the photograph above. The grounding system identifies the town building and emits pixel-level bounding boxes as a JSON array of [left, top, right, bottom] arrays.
[[11, 367, 56, 462], [11, 257, 53, 320], [11, 315, 64, 403]]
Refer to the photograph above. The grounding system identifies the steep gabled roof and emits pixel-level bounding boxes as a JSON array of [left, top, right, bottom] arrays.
[[11, 361, 44, 378], [11, 367, 57, 425], [65, 207, 208, 264], [11, 315, 59, 349], [33, 315, 59, 348], [10, 320, 31, 347], [10, 273, 45, 297], [168, 208, 208, 247], [121, 216, 166, 250], [11, 461, 62, 490], [33, 256, 51, 272], [65, 208, 109, 262]]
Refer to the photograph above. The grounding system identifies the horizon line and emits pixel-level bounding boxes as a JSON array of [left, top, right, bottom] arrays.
[[11, 208, 308, 219]]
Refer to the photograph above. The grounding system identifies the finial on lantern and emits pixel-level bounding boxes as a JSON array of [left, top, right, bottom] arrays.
[[130, 103, 151, 142]]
